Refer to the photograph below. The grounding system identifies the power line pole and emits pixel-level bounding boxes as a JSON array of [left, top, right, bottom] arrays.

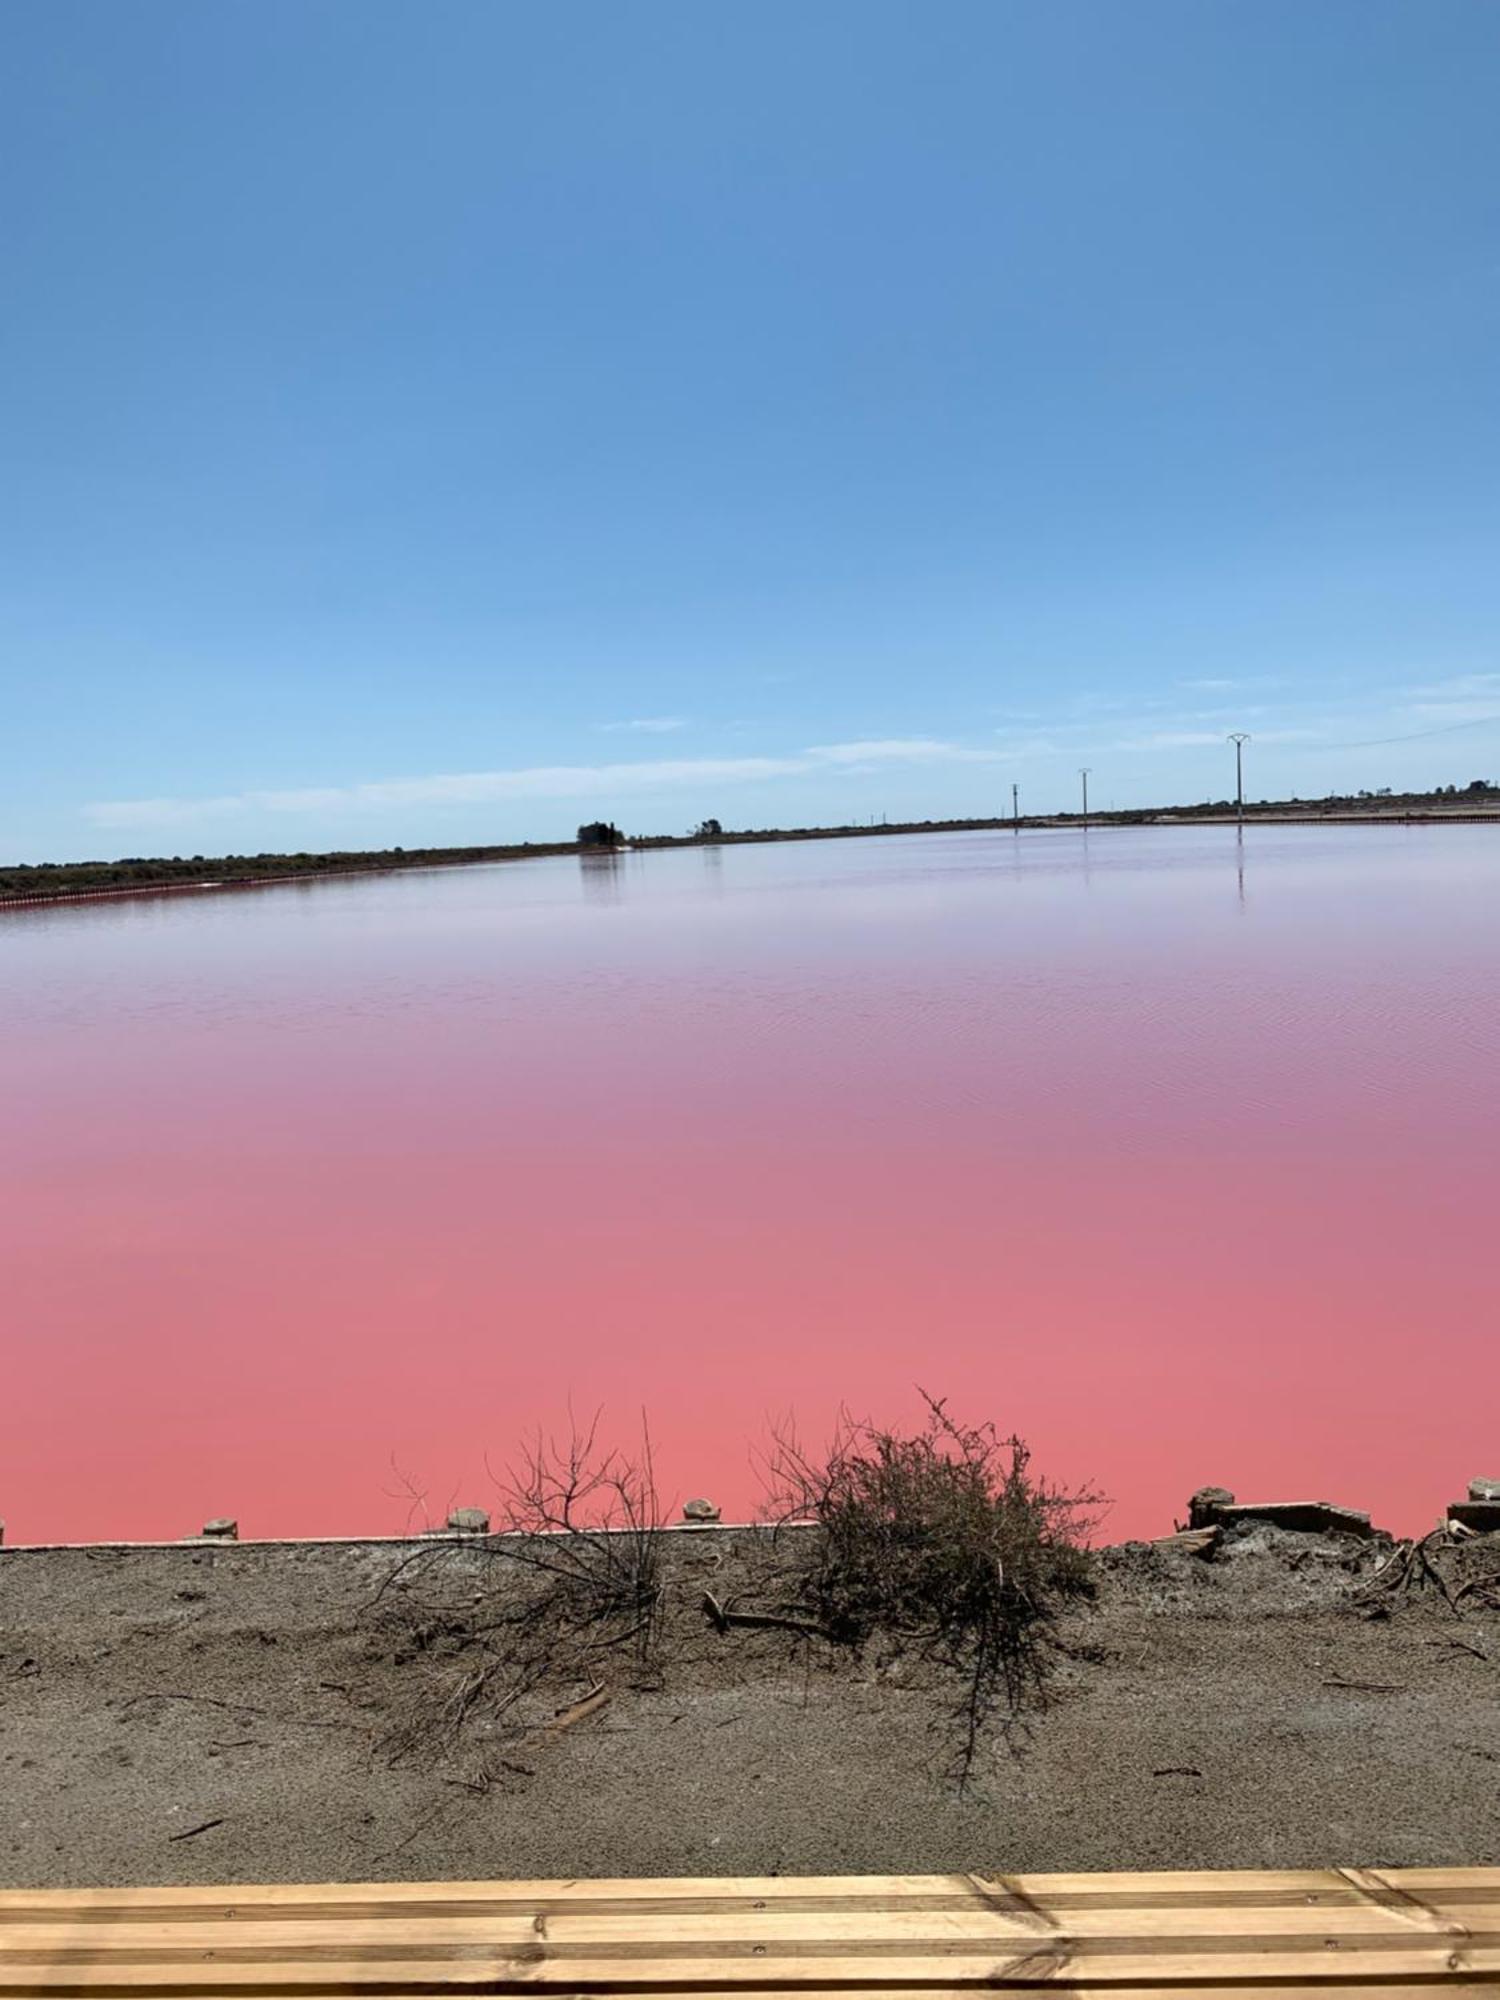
[[1079, 768, 1091, 828], [1228, 733, 1251, 825], [1012, 782, 1019, 832]]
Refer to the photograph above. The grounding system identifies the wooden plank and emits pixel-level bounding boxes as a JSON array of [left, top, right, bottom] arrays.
[[3, 1948, 1500, 1990], [0, 1896, 1496, 1944], [282, 1991, 1500, 2000], [4, 1868, 1499, 1916], [2, 1892, 1497, 1949], [3, 1942, 1495, 1976], [5, 1889, 1497, 1935], [2, 1871, 1498, 1994]]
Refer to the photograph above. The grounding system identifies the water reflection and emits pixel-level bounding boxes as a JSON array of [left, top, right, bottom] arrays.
[[578, 849, 625, 904]]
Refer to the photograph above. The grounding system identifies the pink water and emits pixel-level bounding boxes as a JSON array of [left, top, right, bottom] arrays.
[[3, 827, 1496, 1546]]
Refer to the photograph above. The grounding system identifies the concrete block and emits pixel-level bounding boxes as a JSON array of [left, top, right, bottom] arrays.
[[1188, 1486, 1235, 1528], [446, 1507, 490, 1534], [1449, 1499, 1500, 1533], [682, 1497, 722, 1523], [201, 1518, 238, 1540]]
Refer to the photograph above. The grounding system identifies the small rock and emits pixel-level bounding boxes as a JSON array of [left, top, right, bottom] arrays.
[[1469, 1478, 1500, 1502], [1188, 1486, 1235, 1528], [201, 1518, 238, 1540], [682, 1497, 721, 1523], [446, 1507, 490, 1535]]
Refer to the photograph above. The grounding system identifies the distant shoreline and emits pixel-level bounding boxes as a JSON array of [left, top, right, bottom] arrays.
[[4, 798, 1498, 910]]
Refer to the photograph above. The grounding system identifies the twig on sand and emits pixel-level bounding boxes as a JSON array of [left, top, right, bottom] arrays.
[[126, 1692, 266, 1714], [1322, 1677, 1407, 1693], [1429, 1636, 1491, 1663], [441, 1770, 493, 1795], [167, 1818, 225, 1843], [701, 1590, 831, 1640], [545, 1683, 611, 1736]]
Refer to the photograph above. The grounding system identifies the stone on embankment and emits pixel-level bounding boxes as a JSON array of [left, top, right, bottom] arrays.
[[446, 1507, 490, 1535], [1449, 1499, 1500, 1534], [201, 1518, 238, 1540], [1469, 1477, 1500, 1502], [1188, 1486, 1235, 1528], [682, 1498, 721, 1523]]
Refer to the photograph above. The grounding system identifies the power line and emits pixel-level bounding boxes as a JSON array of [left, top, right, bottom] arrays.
[[1314, 712, 1500, 753]]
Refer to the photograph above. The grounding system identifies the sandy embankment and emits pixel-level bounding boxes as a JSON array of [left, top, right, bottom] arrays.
[[1, 1524, 1497, 1886]]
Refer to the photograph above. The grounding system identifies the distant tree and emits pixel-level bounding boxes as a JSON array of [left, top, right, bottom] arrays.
[[1466, 778, 1495, 793], [577, 820, 623, 848], [696, 818, 723, 839]]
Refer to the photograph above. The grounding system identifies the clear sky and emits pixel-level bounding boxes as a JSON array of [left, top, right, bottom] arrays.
[[4, 0, 1498, 862]]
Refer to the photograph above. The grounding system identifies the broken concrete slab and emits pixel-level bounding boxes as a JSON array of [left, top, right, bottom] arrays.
[[1216, 1501, 1375, 1539], [1151, 1526, 1221, 1557], [1449, 1499, 1500, 1534], [1468, 1478, 1500, 1502], [1186, 1494, 1376, 1539], [201, 1518, 238, 1541]]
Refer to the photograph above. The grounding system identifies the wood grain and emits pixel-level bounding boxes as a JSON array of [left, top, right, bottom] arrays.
[[1, 1868, 1496, 1995]]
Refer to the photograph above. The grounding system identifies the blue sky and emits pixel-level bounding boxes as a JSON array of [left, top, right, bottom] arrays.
[[4, 0, 1498, 861]]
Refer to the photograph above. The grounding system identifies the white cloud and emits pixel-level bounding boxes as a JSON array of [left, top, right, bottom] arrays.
[[990, 713, 1318, 757], [1174, 675, 1285, 694], [803, 737, 1000, 767], [1403, 673, 1500, 699], [598, 716, 688, 733], [1110, 730, 1228, 750], [1105, 726, 1322, 752], [82, 739, 1002, 830]]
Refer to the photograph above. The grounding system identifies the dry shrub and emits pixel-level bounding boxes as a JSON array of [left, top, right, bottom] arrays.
[[375, 1413, 662, 1768], [765, 1392, 1100, 1786]]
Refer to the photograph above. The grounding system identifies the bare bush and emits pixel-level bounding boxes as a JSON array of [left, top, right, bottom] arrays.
[[374, 1413, 662, 1768], [763, 1392, 1100, 1786]]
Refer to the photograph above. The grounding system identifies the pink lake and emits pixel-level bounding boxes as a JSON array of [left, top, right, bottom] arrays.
[[2, 825, 1496, 1546]]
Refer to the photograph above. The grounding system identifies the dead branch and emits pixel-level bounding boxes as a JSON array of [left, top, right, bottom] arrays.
[[701, 1590, 831, 1640], [545, 1683, 611, 1736], [371, 1411, 663, 1769]]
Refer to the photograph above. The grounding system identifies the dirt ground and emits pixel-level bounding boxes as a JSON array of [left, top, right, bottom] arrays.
[[2, 1524, 1497, 1887]]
